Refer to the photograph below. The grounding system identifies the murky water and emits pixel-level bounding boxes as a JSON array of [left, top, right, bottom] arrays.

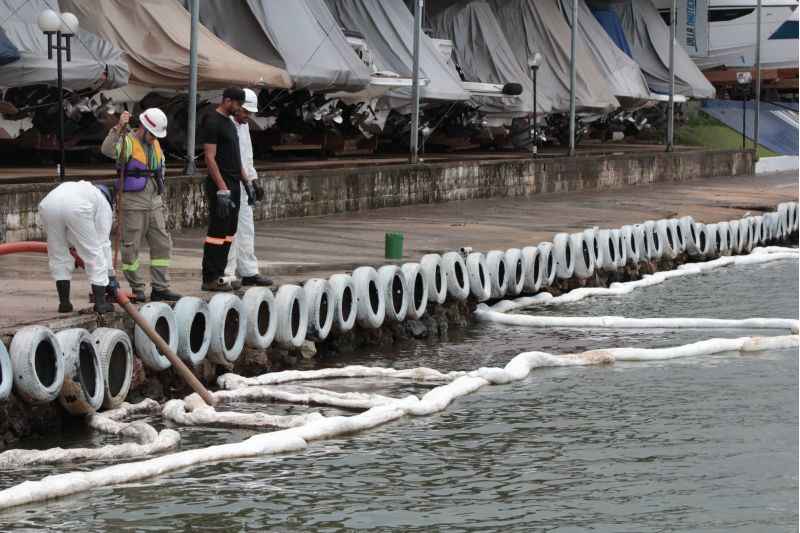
[[0, 259, 797, 532]]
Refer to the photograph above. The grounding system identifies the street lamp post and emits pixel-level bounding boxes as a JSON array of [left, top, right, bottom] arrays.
[[37, 9, 77, 180], [736, 71, 753, 152], [528, 52, 542, 156]]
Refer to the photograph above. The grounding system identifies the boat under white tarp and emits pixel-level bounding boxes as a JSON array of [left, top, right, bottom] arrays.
[[559, 0, 652, 101], [183, 0, 372, 93], [429, 1, 536, 116], [60, 0, 291, 89], [0, 0, 128, 90], [490, 0, 620, 112], [326, 0, 470, 102], [588, 0, 715, 98]]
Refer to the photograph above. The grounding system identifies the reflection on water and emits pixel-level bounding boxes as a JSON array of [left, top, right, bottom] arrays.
[[0, 260, 797, 532]]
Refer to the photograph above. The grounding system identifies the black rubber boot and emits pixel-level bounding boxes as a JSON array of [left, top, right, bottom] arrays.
[[150, 288, 182, 302], [132, 290, 147, 303], [56, 280, 73, 313], [92, 284, 114, 314]]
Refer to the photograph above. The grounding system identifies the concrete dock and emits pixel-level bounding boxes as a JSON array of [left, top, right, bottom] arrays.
[[0, 169, 795, 333]]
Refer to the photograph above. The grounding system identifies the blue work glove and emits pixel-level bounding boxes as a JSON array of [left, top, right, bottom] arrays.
[[106, 275, 120, 301], [216, 190, 236, 219]]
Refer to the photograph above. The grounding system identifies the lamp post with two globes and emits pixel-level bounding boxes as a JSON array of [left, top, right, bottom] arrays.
[[37, 9, 78, 180]]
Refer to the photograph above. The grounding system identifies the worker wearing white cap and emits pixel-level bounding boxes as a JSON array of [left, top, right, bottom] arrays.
[[224, 88, 272, 288], [101, 107, 181, 303], [38, 181, 116, 314]]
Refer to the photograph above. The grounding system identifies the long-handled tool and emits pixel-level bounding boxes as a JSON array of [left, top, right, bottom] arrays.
[[115, 291, 216, 405]]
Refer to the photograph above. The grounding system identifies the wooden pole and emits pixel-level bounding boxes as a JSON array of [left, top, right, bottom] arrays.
[[116, 292, 216, 405]]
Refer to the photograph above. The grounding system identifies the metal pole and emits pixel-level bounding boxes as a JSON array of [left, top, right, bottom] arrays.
[[410, 0, 423, 164], [742, 95, 746, 151], [56, 30, 65, 180], [185, 0, 200, 175], [533, 67, 538, 156], [568, 0, 577, 156], [753, 0, 762, 159], [666, 0, 677, 152]]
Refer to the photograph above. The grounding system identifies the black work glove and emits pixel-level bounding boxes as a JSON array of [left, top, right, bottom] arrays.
[[253, 181, 265, 202], [216, 190, 236, 219], [244, 181, 257, 207], [155, 168, 165, 195], [106, 275, 120, 301]]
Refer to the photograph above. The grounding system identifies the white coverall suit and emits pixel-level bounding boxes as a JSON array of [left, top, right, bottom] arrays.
[[38, 181, 113, 286], [224, 118, 260, 279]]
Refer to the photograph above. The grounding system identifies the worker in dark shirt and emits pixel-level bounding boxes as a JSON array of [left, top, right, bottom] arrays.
[[199, 87, 258, 291]]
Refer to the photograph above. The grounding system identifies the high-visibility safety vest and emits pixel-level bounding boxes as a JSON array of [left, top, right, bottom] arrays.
[[116, 133, 164, 193]]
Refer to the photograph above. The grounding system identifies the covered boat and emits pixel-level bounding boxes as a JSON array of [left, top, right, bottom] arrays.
[[0, 0, 128, 90], [490, 0, 620, 112], [428, 1, 536, 115], [559, 0, 651, 101], [326, 0, 470, 102], [588, 0, 715, 98], [60, 0, 291, 89], [184, 0, 372, 92], [0, 27, 19, 67]]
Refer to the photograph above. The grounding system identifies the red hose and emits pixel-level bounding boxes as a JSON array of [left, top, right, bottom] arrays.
[[0, 241, 140, 302], [0, 241, 84, 268]]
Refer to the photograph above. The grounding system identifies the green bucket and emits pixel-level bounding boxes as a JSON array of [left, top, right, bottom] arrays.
[[385, 232, 404, 260]]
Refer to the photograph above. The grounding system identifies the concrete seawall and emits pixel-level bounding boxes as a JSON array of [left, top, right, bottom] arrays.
[[0, 149, 754, 242]]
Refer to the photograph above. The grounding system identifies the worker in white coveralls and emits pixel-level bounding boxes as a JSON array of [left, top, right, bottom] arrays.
[[224, 88, 272, 288], [38, 181, 118, 314]]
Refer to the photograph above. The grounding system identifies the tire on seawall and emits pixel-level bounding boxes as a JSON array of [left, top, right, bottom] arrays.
[[9, 325, 64, 404]]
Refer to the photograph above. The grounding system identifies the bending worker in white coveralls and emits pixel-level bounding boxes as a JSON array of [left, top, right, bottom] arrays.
[[38, 181, 118, 314], [224, 88, 272, 288]]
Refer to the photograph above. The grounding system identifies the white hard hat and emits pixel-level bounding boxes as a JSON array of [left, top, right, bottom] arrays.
[[242, 88, 259, 113], [139, 107, 168, 138]]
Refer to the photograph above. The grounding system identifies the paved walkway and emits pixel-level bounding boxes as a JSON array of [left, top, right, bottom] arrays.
[[0, 171, 795, 332]]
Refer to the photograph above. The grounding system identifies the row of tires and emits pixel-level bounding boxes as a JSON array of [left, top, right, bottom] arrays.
[[0, 202, 795, 406], [0, 326, 132, 411]]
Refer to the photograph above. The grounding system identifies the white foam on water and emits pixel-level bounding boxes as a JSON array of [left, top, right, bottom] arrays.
[[491, 247, 798, 314]]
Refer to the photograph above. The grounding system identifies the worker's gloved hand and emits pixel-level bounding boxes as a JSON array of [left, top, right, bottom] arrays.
[[216, 190, 236, 219], [252, 181, 265, 203], [244, 182, 258, 207], [106, 276, 120, 301], [155, 169, 165, 195]]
